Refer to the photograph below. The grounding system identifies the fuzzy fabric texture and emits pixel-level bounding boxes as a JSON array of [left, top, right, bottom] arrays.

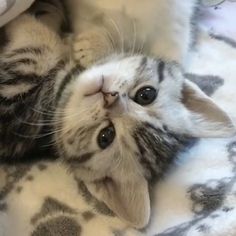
[[0, 14, 236, 236], [200, 0, 236, 40], [0, 0, 34, 27]]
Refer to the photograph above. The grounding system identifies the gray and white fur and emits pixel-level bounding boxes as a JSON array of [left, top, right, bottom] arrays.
[[0, 0, 68, 158]]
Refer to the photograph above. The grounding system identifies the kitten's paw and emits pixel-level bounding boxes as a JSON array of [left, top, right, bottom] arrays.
[[73, 38, 95, 68], [73, 31, 112, 68]]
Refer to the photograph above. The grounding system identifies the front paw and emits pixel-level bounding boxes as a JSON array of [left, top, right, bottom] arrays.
[[73, 31, 112, 68]]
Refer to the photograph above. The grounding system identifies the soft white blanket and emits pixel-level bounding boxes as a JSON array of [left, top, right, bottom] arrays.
[[0, 0, 33, 27], [0, 24, 236, 236]]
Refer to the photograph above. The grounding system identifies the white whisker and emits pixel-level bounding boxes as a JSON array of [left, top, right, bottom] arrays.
[[131, 18, 137, 56], [107, 17, 124, 54]]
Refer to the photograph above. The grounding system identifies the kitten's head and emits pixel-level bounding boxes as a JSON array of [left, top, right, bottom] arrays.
[[54, 55, 235, 228]]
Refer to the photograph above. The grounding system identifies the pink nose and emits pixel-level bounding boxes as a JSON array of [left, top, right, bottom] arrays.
[[103, 92, 119, 108]]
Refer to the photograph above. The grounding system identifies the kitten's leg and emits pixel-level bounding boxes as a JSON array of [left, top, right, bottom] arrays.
[[0, 5, 66, 158], [73, 27, 113, 68]]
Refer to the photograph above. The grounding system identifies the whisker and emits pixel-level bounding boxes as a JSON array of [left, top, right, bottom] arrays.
[[137, 35, 145, 55], [13, 130, 56, 139], [101, 25, 116, 55], [131, 18, 137, 56], [108, 17, 124, 54]]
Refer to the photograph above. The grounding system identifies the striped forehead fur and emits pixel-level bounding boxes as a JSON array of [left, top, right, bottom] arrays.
[[133, 122, 192, 180]]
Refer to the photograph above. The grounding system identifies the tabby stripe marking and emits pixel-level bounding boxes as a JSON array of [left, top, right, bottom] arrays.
[[4, 58, 37, 69], [133, 130, 157, 178], [132, 57, 149, 90], [0, 59, 65, 85], [137, 56, 148, 73], [0, 85, 40, 105], [157, 61, 165, 83], [0, 74, 42, 85], [55, 65, 83, 104], [5, 47, 47, 58], [66, 153, 94, 165], [47, 59, 67, 78], [133, 121, 182, 179]]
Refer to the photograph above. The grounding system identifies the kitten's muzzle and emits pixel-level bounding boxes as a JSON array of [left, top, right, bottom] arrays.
[[84, 85, 119, 108], [82, 75, 120, 109], [103, 92, 119, 108]]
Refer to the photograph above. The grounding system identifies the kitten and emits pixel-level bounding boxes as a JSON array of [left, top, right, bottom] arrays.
[[65, 0, 199, 67], [0, 0, 235, 229], [54, 55, 235, 228]]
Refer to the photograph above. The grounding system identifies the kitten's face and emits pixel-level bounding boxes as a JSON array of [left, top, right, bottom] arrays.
[[56, 56, 185, 179], [54, 55, 235, 228]]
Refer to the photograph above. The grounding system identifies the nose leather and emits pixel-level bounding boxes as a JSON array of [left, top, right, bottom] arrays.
[[103, 92, 119, 108]]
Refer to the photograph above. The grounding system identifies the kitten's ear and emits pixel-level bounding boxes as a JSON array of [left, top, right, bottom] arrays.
[[94, 176, 150, 229], [181, 80, 235, 137]]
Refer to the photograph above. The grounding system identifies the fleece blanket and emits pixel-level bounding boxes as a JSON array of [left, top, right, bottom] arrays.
[[1, 3, 236, 236], [0, 0, 33, 27]]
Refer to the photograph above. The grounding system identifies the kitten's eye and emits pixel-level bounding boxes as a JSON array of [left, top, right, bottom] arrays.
[[134, 86, 157, 105], [97, 124, 116, 149]]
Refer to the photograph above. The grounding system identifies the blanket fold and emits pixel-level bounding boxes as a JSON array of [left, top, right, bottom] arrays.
[[0, 0, 34, 27]]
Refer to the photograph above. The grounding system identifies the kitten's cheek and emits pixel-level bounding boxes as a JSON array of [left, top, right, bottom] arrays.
[[83, 93, 104, 106]]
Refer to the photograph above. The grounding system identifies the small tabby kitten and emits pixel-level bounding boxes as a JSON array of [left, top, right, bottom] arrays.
[[65, 0, 199, 67], [0, 0, 235, 228]]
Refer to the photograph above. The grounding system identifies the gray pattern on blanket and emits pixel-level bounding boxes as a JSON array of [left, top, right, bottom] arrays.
[[156, 140, 236, 236], [30, 194, 115, 236], [0, 164, 31, 211]]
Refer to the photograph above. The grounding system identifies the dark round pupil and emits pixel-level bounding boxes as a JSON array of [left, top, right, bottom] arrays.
[[134, 86, 157, 106], [140, 92, 149, 101], [97, 125, 116, 149]]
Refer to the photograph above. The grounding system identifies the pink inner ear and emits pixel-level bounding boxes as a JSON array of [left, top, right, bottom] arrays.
[[93, 176, 150, 229], [182, 83, 232, 124], [180, 81, 236, 138]]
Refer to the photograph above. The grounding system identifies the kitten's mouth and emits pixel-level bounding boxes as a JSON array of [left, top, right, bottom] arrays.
[[85, 90, 119, 109]]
